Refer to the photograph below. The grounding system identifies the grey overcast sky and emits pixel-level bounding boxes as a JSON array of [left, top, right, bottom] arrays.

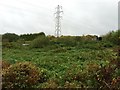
[[0, 0, 119, 36]]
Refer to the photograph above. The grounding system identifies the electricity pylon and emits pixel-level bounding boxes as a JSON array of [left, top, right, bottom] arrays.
[[54, 5, 63, 37]]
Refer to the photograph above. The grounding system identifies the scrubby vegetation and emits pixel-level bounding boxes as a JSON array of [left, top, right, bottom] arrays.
[[2, 62, 41, 88], [2, 30, 120, 89], [30, 36, 49, 48]]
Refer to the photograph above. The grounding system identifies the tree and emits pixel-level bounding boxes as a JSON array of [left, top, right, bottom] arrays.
[[30, 36, 49, 48], [20, 32, 45, 41], [2, 33, 19, 42]]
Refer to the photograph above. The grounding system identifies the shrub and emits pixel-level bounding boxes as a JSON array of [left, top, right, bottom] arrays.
[[41, 79, 59, 88], [64, 81, 84, 88], [86, 62, 100, 73], [2, 42, 22, 49], [57, 36, 77, 47], [2, 60, 11, 69], [30, 36, 49, 48], [2, 62, 40, 88], [102, 30, 120, 45], [52, 47, 67, 53], [64, 65, 88, 83], [111, 76, 120, 88], [2, 42, 13, 48], [95, 64, 117, 89], [102, 42, 113, 48]]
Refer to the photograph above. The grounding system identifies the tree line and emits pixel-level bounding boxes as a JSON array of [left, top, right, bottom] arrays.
[[2, 32, 45, 42], [2, 30, 120, 48]]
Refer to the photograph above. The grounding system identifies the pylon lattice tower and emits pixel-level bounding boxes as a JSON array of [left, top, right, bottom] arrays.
[[54, 5, 63, 37]]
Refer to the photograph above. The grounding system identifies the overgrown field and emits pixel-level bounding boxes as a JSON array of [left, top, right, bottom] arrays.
[[2, 30, 120, 89], [2, 41, 120, 89]]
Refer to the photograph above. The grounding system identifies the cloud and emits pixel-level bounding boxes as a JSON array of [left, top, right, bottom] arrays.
[[0, 0, 119, 36]]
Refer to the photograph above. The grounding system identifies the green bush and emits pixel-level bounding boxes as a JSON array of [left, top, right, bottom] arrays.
[[64, 65, 88, 83], [102, 42, 113, 48], [2, 42, 22, 49], [57, 36, 77, 47], [2, 42, 13, 48], [102, 30, 120, 45], [2, 62, 40, 88], [30, 36, 49, 48], [52, 47, 67, 53]]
